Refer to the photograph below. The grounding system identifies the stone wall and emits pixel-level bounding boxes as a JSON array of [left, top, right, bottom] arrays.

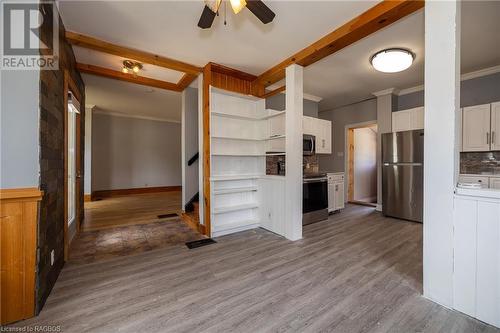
[[37, 2, 85, 312]]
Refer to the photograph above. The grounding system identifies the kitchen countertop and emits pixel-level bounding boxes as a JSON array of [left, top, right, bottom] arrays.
[[455, 187, 500, 199]]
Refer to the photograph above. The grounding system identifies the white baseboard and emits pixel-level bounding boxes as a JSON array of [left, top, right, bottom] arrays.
[[376, 204, 382, 212]]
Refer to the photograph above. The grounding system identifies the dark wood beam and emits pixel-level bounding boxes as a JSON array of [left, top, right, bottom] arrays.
[[67, 31, 202, 75], [255, 0, 424, 86], [76, 63, 182, 92]]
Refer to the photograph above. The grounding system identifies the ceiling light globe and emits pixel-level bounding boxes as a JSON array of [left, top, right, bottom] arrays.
[[371, 49, 414, 73], [132, 65, 140, 73], [230, 0, 247, 14], [122, 67, 129, 74]]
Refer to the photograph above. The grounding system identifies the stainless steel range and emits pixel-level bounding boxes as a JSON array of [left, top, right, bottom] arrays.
[[303, 172, 329, 225]]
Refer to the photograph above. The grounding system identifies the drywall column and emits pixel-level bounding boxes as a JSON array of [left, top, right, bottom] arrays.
[[197, 76, 204, 226], [373, 88, 397, 211], [285, 64, 303, 241], [423, 0, 460, 307], [84, 106, 93, 197], [181, 86, 199, 210]]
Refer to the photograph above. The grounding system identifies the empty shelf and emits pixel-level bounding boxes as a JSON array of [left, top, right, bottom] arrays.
[[210, 175, 263, 181], [213, 186, 258, 195], [213, 203, 258, 214]]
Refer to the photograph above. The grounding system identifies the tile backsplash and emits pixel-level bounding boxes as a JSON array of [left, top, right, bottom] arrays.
[[303, 155, 319, 174], [265, 154, 320, 175], [460, 152, 500, 175]]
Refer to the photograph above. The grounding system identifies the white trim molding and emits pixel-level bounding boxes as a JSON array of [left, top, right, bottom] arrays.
[[398, 64, 500, 96], [267, 83, 323, 102], [372, 88, 400, 97], [93, 109, 181, 124]]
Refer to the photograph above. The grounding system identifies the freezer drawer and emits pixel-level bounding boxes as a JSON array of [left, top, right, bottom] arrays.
[[382, 163, 423, 222]]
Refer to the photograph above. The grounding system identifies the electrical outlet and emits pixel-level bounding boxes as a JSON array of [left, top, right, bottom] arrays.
[[50, 250, 55, 266]]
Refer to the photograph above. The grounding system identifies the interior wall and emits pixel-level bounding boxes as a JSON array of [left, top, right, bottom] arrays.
[[182, 87, 199, 208], [397, 71, 500, 110], [84, 107, 93, 195], [265, 93, 319, 117], [92, 112, 181, 191], [353, 126, 377, 202], [37, 3, 85, 312], [318, 98, 377, 173], [0, 70, 40, 188]]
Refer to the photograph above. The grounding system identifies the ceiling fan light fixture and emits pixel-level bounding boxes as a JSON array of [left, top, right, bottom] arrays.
[[230, 0, 247, 14], [370, 48, 414, 73], [204, 0, 222, 13], [122, 60, 142, 75]]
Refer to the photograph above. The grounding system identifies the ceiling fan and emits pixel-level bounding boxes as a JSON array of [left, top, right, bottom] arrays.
[[198, 0, 276, 29]]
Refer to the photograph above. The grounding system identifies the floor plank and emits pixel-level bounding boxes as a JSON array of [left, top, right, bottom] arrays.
[[14, 205, 499, 332]]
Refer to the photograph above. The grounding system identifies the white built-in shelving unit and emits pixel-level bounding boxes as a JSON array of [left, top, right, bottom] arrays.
[[210, 87, 286, 237]]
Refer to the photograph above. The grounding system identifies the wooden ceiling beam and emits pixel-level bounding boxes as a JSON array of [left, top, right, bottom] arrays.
[[255, 0, 424, 86], [177, 73, 198, 91], [76, 63, 182, 92], [67, 31, 202, 75]]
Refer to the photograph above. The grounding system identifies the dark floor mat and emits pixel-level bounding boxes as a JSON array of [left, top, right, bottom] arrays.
[[185, 238, 217, 249], [157, 213, 178, 219]]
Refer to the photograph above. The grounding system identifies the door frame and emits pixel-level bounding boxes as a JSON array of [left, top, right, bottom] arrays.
[[64, 71, 82, 261], [344, 120, 378, 205]]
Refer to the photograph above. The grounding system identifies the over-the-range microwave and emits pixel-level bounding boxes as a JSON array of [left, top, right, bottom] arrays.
[[303, 134, 315, 155]]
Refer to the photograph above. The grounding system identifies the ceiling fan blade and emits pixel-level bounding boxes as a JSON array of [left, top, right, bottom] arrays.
[[246, 0, 275, 24], [198, 5, 216, 29]]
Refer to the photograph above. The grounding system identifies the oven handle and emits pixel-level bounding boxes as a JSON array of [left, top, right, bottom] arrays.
[[310, 138, 315, 155], [303, 178, 327, 183]]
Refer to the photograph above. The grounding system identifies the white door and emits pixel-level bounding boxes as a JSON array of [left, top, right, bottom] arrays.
[[475, 201, 500, 327], [462, 104, 491, 152], [303, 116, 314, 136], [334, 181, 344, 210], [490, 102, 500, 150], [67, 102, 78, 227], [328, 182, 335, 212], [410, 107, 424, 130], [392, 110, 411, 132]]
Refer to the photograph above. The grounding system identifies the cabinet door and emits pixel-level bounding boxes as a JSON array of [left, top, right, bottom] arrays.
[[334, 182, 345, 210], [328, 183, 335, 211], [475, 201, 500, 327], [489, 177, 500, 189], [303, 116, 314, 136], [322, 120, 332, 154], [392, 110, 411, 132], [490, 102, 500, 151], [410, 107, 424, 130], [462, 104, 491, 152], [453, 197, 478, 317]]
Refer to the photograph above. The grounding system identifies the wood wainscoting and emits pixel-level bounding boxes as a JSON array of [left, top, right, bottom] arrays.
[[0, 188, 43, 325], [91, 186, 181, 200]]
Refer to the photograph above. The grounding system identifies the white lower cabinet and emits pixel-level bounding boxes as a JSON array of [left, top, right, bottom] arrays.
[[458, 175, 490, 188], [490, 177, 500, 189], [328, 173, 345, 212], [453, 196, 500, 328]]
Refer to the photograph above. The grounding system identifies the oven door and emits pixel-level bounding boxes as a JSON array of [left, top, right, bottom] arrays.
[[303, 178, 328, 213]]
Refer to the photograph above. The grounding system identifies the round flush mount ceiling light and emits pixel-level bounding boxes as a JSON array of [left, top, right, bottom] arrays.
[[370, 48, 414, 73]]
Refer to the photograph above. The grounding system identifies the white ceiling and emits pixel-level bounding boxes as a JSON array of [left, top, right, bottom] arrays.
[[58, 0, 500, 117], [83, 74, 182, 122]]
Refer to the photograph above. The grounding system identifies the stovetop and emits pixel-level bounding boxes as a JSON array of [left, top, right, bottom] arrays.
[[303, 172, 327, 179]]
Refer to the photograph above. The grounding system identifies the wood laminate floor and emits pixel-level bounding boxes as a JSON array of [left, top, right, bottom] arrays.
[[83, 192, 182, 231], [16, 205, 500, 332]]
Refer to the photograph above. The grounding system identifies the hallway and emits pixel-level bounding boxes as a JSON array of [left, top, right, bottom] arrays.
[[70, 192, 204, 264]]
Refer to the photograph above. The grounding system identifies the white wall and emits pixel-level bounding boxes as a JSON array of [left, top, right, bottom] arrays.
[[182, 87, 199, 209], [91, 112, 181, 191], [353, 126, 377, 202], [0, 70, 40, 188]]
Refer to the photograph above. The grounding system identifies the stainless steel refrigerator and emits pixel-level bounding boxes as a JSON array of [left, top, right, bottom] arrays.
[[382, 130, 424, 223]]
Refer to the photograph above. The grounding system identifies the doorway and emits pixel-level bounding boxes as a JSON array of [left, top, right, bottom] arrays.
[[347, 123, 378, 207], [64, 72, 82, 260]]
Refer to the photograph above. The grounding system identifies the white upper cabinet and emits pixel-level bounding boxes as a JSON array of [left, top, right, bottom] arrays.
[[462, 104, 491, 152], [490, 102, 500, 151], [303, 116, 332, 154], [392, 107, 424, 132]]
